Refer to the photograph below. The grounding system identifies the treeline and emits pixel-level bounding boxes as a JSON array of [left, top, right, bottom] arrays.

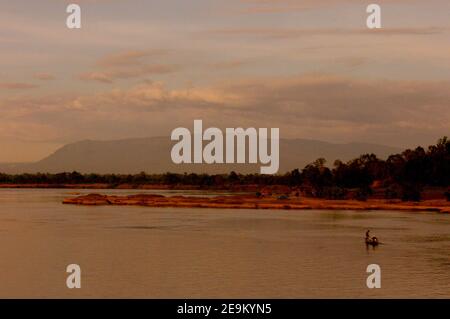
[[1, 137, 449, 201]]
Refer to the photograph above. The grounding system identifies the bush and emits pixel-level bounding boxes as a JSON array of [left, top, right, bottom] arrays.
[[401, 184, 422, 202], [385, 184, 401, 199], [444, 191, 450, 201], [355, 187, 372, 201], [323, 186, 348, 200]]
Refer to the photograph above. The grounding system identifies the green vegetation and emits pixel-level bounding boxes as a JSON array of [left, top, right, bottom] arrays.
[[1, 137, 449, 201]]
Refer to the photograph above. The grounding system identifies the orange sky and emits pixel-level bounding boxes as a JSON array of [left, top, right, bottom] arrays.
[[0, 0, 449, 162]]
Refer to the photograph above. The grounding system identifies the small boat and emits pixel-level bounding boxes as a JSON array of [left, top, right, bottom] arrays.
[[365, 236, 379, 246], [365, 230, 379, 246]]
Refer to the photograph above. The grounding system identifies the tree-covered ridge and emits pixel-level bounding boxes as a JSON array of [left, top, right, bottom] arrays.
[[1, 137, 449, 201]]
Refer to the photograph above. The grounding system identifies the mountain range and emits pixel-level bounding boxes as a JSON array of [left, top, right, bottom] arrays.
[[0, 137, 402, 174]]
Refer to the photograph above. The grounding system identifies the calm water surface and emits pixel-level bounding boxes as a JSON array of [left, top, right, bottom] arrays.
[[0, 189, 449, 298]]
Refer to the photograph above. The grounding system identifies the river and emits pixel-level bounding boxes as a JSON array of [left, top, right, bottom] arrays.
[[0, 189, 448, 298]]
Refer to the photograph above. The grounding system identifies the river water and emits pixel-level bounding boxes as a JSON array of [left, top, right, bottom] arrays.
[[0, 189, 448, 298]]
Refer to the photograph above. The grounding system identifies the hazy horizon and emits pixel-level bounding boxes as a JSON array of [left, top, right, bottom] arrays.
[[0, 135, 406, 167]]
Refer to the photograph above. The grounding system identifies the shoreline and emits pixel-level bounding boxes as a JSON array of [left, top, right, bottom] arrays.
[[63, 193, 450, 213], [0, 183, 260, 191]]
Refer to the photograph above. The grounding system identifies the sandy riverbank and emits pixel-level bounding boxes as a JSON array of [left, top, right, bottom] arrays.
[[63, 193, 450, 213]]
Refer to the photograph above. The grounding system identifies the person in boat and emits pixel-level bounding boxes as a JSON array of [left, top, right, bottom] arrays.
[[365, 230, 379, 246]]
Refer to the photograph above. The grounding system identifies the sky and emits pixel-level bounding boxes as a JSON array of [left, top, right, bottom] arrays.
[[0, 0, 449, 162]]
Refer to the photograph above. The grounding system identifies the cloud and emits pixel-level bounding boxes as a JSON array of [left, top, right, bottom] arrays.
[[0, 82, 38, 90], [1, 74, 448, 148], [332, 57, 369, 68], [78, 50, 179, 84], [78, 72, 114, 84], [96, 50, 169, 68], [209, 60, 249, 69], [34, 73, 55, 81], [238, 0, 427, 14], [206, 27, 444, 39]]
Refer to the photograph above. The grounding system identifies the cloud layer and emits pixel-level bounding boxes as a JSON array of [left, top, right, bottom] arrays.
[[79, 50, 179, 84], [1, 75, 448, 150]]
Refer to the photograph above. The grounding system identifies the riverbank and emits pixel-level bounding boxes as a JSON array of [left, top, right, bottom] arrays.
[[63, 193, 450, 213]]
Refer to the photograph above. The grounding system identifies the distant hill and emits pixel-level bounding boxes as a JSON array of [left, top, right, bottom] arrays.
[[0, 137, 402, 174]]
